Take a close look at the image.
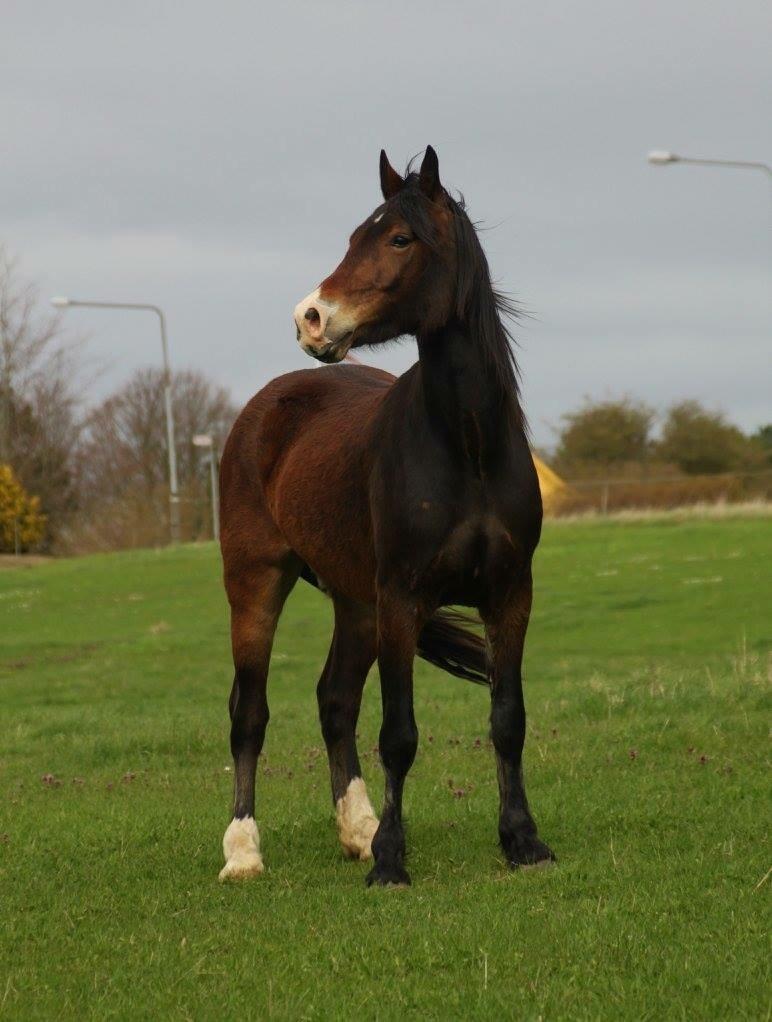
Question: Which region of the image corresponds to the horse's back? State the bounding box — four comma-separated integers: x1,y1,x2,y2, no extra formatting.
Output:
224,364,392,482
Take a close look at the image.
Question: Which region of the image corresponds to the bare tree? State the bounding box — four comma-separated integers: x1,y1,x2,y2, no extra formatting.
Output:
0,246,82,546
72,367,239,550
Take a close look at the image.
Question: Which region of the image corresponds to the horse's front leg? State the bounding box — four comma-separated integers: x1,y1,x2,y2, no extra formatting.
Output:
317,597,379,861
366,592,421,887
485,574,555,868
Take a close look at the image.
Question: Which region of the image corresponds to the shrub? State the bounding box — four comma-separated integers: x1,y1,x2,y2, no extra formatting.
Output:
751,424,772,466
555,397,655,470
0,463,46,552
658,401,759,475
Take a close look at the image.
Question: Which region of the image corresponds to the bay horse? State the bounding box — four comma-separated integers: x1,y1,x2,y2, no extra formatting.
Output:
218,146,554,886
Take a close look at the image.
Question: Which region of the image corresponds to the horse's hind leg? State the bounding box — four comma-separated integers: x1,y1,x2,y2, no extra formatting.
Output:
317,597,379,860
219,553,299,880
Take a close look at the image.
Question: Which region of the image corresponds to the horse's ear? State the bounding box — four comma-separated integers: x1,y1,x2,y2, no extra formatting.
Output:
418,145,441,200
379,150,403,200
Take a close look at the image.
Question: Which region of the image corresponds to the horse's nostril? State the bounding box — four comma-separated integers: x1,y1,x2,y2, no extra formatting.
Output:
304,307,321,326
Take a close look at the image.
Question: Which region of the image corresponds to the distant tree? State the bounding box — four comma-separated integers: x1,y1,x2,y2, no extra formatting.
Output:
0,246,82,547
750,424,772,465
72,367,239,549
0,463,46,552
658,401,757,475
555,396,655,470
79,367,238,495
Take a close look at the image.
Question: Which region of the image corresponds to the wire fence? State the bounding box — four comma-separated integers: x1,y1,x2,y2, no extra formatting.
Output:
552,468,772,516
6,470,771,555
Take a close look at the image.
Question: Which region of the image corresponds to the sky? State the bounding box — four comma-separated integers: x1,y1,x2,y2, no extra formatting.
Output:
2,0,770,450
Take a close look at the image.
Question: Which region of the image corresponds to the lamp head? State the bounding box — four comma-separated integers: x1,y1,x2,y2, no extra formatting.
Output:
647,150,678,165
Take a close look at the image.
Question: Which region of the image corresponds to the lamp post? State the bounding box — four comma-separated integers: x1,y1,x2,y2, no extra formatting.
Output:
50,297,180,544
647,149,770,427
192,433,219,543
647,150,772,181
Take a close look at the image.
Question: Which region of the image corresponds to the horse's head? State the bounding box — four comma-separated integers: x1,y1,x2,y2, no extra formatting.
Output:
294,146,457,363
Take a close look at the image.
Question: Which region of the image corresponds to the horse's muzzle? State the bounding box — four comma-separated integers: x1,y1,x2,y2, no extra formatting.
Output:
301,340,347,364
294,288,353,362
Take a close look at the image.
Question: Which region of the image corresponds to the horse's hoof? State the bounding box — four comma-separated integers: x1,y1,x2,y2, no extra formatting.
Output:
519,856,555,871
218,855,264,881
503,832,555,869
365,862,411,888
219,816,264,881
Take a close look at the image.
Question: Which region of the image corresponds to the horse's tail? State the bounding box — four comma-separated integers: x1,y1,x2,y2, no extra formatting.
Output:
416,608,490,685
299,565,490,686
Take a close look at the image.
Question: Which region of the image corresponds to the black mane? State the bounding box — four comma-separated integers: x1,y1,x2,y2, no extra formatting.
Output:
392,173,523,419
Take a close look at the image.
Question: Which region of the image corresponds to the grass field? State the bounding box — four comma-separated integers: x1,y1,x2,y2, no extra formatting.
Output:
1,516,770,1020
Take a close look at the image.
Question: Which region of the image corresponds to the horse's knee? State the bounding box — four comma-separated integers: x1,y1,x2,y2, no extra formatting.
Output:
379,716,418,776
230,716,268,757
318,694,356,747
490,695,525,757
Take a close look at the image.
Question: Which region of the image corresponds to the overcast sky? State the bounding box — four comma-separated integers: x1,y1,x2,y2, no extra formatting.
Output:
2,0,770,449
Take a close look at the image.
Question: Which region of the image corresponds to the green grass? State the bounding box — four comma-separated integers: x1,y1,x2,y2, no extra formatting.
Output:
1,516,770,1020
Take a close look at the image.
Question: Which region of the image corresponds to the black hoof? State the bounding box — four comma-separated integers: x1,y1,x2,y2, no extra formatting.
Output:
503,831,555,869
365,862,411,887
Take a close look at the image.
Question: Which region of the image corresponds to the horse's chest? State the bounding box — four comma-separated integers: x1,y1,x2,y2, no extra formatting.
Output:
410,512,524,608
373,434,540,609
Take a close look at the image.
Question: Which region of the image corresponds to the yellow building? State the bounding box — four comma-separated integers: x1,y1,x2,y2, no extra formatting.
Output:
532,455,568,515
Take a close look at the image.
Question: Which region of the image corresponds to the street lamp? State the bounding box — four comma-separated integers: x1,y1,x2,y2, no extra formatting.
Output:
50,297,180,544
647,150,772,179
192,433,220,543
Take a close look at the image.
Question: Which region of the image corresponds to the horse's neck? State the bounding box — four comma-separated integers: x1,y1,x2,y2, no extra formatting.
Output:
415,320,521,471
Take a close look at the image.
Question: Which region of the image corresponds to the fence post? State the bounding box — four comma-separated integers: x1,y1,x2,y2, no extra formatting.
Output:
601,482,609,515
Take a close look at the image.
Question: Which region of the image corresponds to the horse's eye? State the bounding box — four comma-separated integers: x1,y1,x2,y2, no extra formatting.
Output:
390,235,412,248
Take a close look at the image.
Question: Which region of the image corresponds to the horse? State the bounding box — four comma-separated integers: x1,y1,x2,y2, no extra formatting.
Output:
218,146,555,886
